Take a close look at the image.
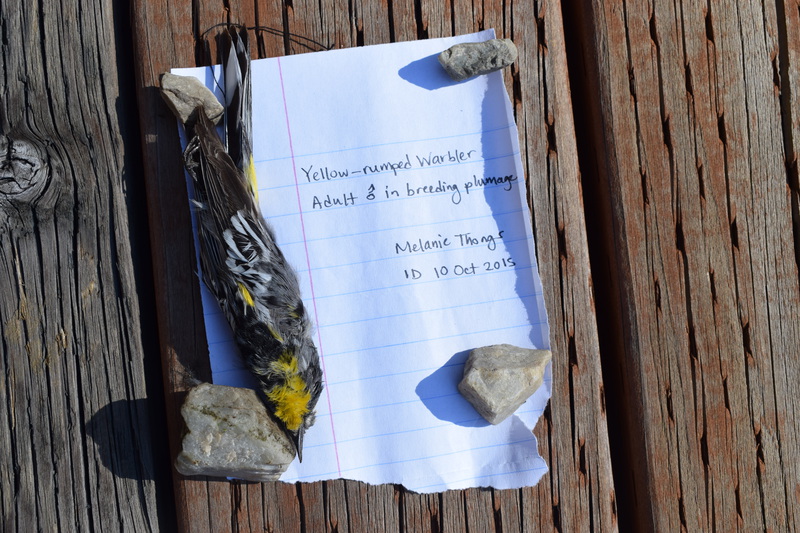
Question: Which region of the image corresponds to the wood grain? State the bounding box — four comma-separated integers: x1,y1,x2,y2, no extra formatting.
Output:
0,0,161,530
131,0,615,531
568,0,800,529
5,0,795,528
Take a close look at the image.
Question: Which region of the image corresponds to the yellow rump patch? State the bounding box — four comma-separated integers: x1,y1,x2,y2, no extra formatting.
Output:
268,351,297,375
266,352,310,431
268,324,284,342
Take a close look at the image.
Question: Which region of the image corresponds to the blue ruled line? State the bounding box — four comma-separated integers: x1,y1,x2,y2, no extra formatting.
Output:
254,123,516,165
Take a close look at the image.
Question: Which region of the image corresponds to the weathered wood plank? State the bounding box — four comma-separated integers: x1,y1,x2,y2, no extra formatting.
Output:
515,0,618,530
441,490,468,532
494,489,522,532
131,0,614,531
567,0,800,529
0,0,163,531
262,481,303,533
402,491,440,532
463,488,495,531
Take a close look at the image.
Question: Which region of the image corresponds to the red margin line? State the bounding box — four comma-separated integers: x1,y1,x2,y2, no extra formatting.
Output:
276,57,342,476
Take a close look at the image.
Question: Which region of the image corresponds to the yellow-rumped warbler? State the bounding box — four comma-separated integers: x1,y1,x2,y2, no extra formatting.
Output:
181,27,323,461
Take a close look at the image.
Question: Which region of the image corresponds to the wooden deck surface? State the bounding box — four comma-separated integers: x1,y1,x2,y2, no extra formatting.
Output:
0,0,797,531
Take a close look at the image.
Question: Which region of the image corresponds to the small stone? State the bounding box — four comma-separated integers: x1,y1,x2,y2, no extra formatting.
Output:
159,72,224,125
458,344,551,425
175,383,296,481
438,39,518,82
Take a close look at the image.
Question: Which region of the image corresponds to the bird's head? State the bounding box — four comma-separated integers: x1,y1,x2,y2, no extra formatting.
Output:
262,346,322,462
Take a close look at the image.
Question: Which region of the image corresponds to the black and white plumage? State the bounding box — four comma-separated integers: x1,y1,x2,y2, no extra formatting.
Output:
181,27,323,461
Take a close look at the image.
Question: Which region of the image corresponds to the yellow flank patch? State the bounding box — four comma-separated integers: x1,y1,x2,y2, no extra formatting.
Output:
238,282,255,307
247,155,259,202
265,352,310,431
268,324,284,342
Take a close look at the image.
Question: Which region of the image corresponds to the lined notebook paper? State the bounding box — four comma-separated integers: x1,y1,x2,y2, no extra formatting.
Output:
174,29,551,492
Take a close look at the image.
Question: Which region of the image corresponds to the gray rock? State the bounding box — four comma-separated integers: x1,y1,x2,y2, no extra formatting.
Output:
175,383,296,481
458,344,551,425
438,39,518,82
160,72,224,124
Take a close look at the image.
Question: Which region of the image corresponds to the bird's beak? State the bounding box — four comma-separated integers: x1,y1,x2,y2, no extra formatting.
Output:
291,428,305,462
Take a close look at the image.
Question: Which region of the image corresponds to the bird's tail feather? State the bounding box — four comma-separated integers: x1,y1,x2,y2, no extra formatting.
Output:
223,27,257,201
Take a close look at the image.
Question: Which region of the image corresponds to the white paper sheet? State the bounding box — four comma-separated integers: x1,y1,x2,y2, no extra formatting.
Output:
174,29,551,492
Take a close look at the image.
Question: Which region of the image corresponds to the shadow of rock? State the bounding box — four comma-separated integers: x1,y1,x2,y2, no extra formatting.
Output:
86,399,159,481
415,350,490,428
398,53,459,90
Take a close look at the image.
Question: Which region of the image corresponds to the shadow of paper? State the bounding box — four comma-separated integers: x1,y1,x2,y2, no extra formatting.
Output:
398,53,459,91
479,73,551,350
415,351,490,428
